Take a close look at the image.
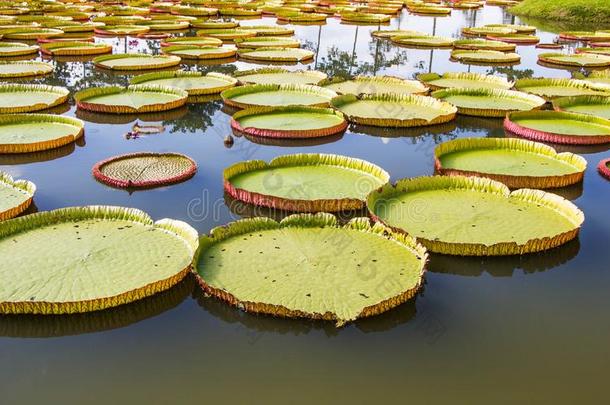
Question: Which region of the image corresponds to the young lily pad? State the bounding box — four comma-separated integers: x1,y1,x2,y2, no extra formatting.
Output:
237,47,314,63
93,152,197,189
194,213,427,326
417,72,513,90
74,85,188,114
224,153,388,211
538,53,610,68
598,158,610,180
234,36,300,49
451,49,521,64
504,110,610,145
40,41,112,56
0,206,198,314
367,175,584,256
221,84,337,109
93,54,181,71
0,42,38,57
230,106,347,139
233,67,327,85
391,34,454,48
514,78,610,100
331,93,457,127
0,61,52,78
453,38,516,51
552,95,610,119
435,137,587,188
130,71,237,96
0,171,35,221
161,36,223,47
162,45,236,60
431,88,545,117
0,84,69,113
0,113,84,154
322,75,428,96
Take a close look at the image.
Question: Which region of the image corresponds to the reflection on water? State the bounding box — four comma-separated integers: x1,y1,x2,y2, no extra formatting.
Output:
0,141,82,165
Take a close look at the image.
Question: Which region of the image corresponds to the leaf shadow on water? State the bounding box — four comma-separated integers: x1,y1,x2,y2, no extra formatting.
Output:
0,277,194,338
428,238,581,277
192,282,420,337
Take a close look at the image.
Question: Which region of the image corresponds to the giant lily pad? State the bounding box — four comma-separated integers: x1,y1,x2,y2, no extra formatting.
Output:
161,36,223,47
194,213,427,326
559,31,610,42
391,34,454,48
579,70,610,86
93,152,197,189
451,49,521,64
598,158,610,180
94,25,150,36
130,71,237,96
0,206,198,314
453,38,516,52
341,12,391,23
0,171,35,221
237,47,314,63
40,41,112,56
233,67,327,85
485,24,536,34
367,175,584,255
538,52,610,68
514,78,610,100
486,34,539,44
577,47,610,56
196,28,256,40
504,110,610,145
163,45,236,59
0,42,38,57
0,61,52,78
239,25,294,36
434,137,587,188
371,29,425,38
230,106,347,139
93,54,181,71
462,26,517,37
234,36,300,49
75,85,188,114
431,88,545,117
417,72,513,90
221,84,336,109
552,95,610,119
322,75,428,96
331,93,457,127
2,27,63,39
190,19,239,29
0,84,69,113
224,154,388,211
0,113,84,154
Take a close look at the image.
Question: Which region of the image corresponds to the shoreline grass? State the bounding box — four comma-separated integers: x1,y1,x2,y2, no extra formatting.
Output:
510,0,610,27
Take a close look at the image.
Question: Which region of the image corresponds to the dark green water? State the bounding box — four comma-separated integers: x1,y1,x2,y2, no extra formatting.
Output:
1,6,610,404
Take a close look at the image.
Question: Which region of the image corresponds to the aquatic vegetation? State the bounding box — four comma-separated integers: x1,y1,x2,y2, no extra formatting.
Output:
130,71,237,95
232,67,327,85
75,85,188,114
0,114,84,154
0,171,35,221
221,83,337,109
553,95,610,119
0,61,52,78
322,75,428,96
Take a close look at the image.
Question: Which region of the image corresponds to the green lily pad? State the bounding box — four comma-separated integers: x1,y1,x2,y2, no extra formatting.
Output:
221,84,337,109
341,12,391,23
230,106,347,139
196,28,257,40
371,29,424,38
234,36,300,49
239,25,294,36
130,71,237,96
161,36,223,47
0,171,35,221
2,27,63,39
0,206,198,314
579,70,610,86
559,31,610,42
486,34,540,44
93,54,181,71
0,113,84,154
431,88,545,117
331,93,457,127
0,42,39,57
74,85,188,114
237,47,314,63
462,26,517,37
577,47,610,56
514,78,610,100
190,19,239,29
322,75,428,96
391,34,454,48
553,95,610,119
368,176,584,256
485,24,536,34
95,25,150,35
417,72,513,90
162,45,236,59
453,38,516,51
505,110,610,145
538,52,610,68
451,49,521,64
435,137,586,189
224,153,388,211
233,67,327,85
40,41,112,56
0,61,52,78
0,84,69,113
194,213,427,326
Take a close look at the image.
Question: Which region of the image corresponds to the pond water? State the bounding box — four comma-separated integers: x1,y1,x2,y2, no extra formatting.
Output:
1,6,610,404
